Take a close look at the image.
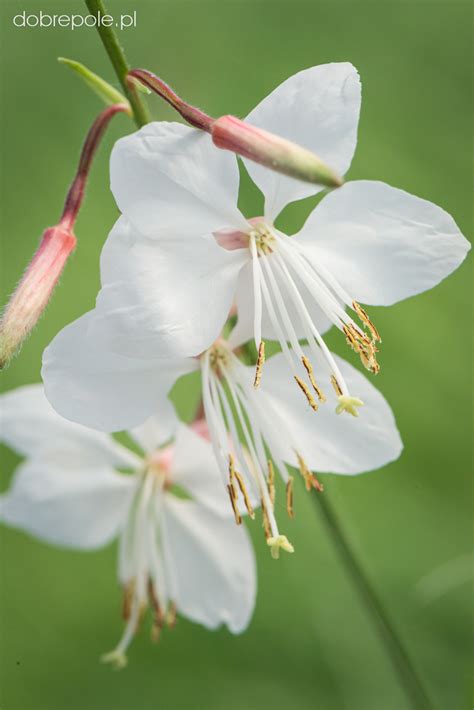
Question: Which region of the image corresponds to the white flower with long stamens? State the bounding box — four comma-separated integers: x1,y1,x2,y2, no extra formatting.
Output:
42,316,402,551
85,63,469,416
0,385,256,667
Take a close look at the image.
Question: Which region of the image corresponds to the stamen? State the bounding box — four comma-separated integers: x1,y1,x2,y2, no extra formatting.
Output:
227,483,242,525
253,340,265,388
336,395,364,417
301,355,326,402
286,477,294,518
267,459,276,505
267,534,295,559
294,375,319,412
296,452,324,492
352,301,381,343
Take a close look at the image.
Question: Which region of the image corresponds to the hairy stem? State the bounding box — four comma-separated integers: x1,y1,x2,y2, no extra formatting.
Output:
312,492,435,710
84,0,150,127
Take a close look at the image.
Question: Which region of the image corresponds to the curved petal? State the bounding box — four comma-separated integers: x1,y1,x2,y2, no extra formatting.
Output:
0,384,138,468
129,398,179,455
171,424,233,516
258,346,402,474
228,258,332,349
110,121,247,239
93,218,247,359
0,456,135,549
162,496,256,633
297,181,471,305
42,311,192,433
244,63,361,220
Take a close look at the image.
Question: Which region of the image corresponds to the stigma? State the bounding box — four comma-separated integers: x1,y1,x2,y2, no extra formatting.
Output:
245,220,380,416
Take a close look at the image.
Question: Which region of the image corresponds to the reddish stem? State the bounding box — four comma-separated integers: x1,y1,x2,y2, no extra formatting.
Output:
127,69,214,133
60,103,129,230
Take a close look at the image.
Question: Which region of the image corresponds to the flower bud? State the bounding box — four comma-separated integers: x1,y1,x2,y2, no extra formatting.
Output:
0,226,76,368
211,115,343,188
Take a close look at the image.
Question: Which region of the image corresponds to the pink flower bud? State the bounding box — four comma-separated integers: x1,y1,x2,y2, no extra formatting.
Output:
0,226,76,368
212,115,343,188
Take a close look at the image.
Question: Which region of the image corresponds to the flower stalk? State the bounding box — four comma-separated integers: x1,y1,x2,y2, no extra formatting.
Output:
0,103,128,369
128,68,343,188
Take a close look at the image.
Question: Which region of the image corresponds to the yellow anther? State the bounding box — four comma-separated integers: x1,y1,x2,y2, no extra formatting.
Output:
267,535,295,559
352,301,381,343
122,580,135,620
227,484,242,525
166,601,177,629
233,469,255,519
267,459,276,504
101,649,128,669
253,341,265,388
296,452,324,492
261,498,272,540
301,355,326,402
294,375,318,412
286,477,294,518
330,375,343,397
336,394,364,417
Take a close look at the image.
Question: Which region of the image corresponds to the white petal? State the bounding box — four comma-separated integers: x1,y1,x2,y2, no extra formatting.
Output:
171,424,232,516
162,496,256,633
129,398,179,455
297,180,471,305
110,121,247,239
0,456,135,549
228,259,332,348
93,217,247,359
258,346,402,474
244,63,361,220
0,384,138,468
42,311,192,432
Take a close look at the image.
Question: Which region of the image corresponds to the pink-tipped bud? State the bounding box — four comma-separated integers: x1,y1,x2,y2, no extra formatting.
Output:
0,226,76,368
212,115,343,188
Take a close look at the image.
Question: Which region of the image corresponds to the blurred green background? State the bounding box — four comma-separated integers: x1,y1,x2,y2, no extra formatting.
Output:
0,0,472,708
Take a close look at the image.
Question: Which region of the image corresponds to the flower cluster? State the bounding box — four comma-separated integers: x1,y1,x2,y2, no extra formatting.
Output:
1,63,469,665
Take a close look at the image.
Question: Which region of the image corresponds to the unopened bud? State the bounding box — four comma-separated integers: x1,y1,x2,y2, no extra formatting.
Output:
128,70,343,189
0,103,127,369
0,226,76,368
212,115,343,188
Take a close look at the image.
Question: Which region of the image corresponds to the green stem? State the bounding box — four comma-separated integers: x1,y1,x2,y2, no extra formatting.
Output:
84,0,150,127
312,493,435,710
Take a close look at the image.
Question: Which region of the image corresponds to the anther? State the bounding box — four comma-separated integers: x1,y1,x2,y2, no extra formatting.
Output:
352,301,381,343
296,452,324,492
261,498,272,540
227,484,242,525
301,355,326,402
122,581,134,620
267,460,276,505
267,534,295,559
294,375,319,412
286,477,295,518
253,341,265,388
233,469,255,519
166,601,177,629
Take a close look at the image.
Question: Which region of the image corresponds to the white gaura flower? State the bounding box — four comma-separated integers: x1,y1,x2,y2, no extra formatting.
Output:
42,317,402,556
0,385,256,667
87,62,470,416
